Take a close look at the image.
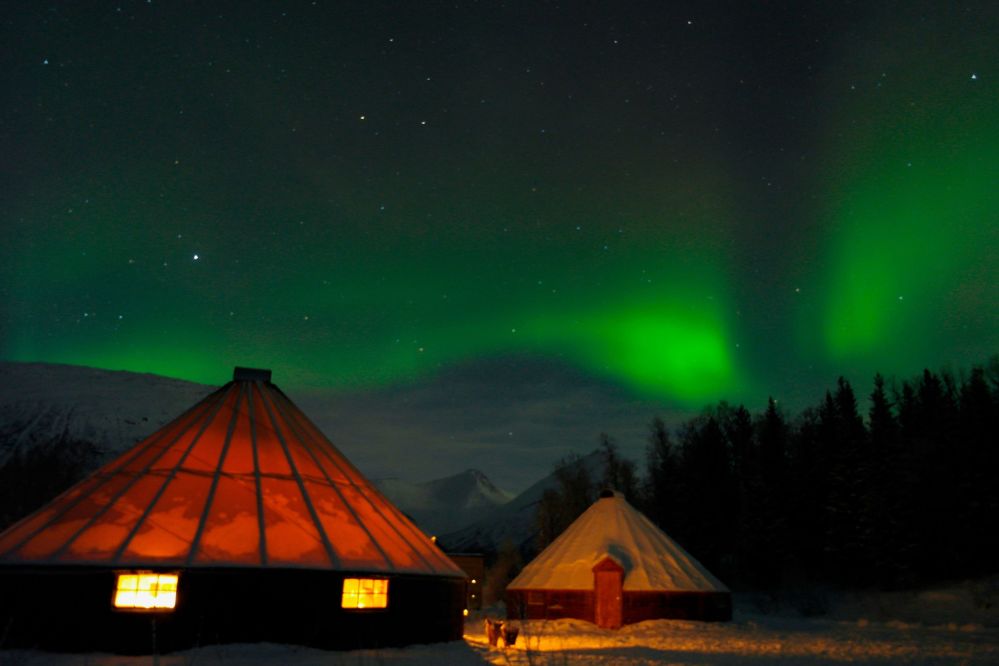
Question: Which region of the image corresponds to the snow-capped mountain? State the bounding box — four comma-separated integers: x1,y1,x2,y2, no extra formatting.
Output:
0,361,215,464
438,450,606,555
0,362,513,536
376,469,513,535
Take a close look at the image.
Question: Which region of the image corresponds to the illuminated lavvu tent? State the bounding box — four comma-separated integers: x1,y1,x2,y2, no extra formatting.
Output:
0,368,466,652
507,490,731,628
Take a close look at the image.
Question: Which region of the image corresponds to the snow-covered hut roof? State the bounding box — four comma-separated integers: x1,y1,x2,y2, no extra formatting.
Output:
508,491,728,592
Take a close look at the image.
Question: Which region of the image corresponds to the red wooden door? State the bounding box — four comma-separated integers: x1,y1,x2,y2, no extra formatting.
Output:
593,568,623,628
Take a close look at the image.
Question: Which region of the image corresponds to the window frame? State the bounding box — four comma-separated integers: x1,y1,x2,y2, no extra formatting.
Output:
112,571,180,612
340,577,390,610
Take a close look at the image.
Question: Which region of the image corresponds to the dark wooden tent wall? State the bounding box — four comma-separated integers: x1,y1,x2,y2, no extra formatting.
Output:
0,567,465,653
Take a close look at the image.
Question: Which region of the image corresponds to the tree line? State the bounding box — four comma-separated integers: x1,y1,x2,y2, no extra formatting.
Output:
537,359,999,590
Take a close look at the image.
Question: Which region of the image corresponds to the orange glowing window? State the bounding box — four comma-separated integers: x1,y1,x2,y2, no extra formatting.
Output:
114,572,179,610
341,578,388,609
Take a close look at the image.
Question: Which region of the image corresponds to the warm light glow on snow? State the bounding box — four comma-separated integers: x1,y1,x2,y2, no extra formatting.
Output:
464,615,999,664
113,572,178,610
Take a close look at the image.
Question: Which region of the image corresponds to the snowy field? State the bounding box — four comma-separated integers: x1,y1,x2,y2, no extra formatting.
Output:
2,614,996,665
2,582,997,665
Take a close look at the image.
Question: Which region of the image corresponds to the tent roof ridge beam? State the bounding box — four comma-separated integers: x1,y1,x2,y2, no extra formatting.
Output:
110,383,235,564
248,383,268,565
256,382,341,568
275,391,441,573
186,382,246,565
268,389,396,572
0,385,227,560
42,392,223,563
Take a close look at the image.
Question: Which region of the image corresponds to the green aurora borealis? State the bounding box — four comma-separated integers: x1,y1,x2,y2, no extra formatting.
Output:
803,14,999,375
2,2,996,410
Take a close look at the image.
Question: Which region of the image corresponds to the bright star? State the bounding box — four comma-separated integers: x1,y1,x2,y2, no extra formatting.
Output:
193,254,200,261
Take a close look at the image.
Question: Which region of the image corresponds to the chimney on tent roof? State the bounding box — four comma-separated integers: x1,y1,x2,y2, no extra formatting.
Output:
233,366,272,382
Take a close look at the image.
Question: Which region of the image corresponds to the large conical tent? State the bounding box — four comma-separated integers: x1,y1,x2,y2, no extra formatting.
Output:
0,367,466,652
0,368,461,574
507,491,730,626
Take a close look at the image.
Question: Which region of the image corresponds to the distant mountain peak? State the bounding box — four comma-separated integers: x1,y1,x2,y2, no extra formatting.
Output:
438,450,607,556
375,467,512,535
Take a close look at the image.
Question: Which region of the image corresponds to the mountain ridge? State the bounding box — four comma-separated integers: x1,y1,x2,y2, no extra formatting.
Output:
0,361,215,464
375,468,513,535
0,361,516,537
437,450,606,556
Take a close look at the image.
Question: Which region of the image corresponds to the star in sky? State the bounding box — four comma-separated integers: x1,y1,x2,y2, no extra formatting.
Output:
0,0,994,414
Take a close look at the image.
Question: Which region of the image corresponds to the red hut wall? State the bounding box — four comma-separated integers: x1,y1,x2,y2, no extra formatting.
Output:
507,589,594,622
507,589,731,624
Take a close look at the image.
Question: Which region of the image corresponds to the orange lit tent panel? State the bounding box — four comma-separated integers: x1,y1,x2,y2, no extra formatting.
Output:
0,372,463,578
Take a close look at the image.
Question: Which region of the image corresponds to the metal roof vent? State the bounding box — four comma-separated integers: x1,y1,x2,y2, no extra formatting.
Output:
233,367,272,382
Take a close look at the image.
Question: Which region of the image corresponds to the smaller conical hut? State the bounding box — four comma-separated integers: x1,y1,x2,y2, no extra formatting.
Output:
507,490,730,628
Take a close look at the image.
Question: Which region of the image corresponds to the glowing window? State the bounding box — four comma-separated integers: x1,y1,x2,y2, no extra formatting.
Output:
114,572,178,611
341,578,388,609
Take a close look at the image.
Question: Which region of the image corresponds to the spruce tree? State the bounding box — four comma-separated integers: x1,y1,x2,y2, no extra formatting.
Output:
820,379,873,584
643,417,680,532
599,433,638,500
867,373,905,585
678,413,734,576
957,366,998,574
751,398,790,586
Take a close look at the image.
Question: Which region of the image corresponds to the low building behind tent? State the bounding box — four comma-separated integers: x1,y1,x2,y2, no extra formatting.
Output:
447,552,485,610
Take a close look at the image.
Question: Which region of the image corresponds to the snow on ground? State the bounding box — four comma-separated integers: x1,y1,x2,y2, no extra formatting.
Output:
2,580,996,665
466,613,999,664
2,611,996,665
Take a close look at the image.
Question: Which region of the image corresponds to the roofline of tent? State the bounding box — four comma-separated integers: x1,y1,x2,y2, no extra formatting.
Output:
0,561,467,578
0,371,465,578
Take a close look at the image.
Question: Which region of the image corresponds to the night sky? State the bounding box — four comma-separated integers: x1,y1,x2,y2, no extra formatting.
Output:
2,2,996,490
